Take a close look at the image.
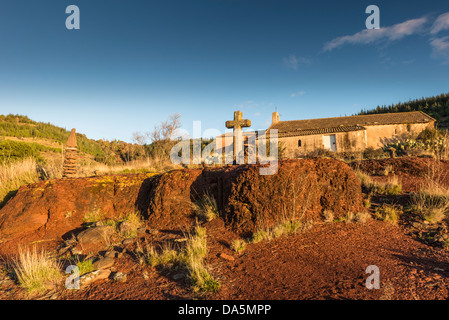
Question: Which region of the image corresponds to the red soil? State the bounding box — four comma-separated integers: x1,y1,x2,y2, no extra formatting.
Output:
27,219,449,300
2,157,449,300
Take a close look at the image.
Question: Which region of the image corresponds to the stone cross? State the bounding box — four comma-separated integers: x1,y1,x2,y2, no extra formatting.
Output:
225,111,251,163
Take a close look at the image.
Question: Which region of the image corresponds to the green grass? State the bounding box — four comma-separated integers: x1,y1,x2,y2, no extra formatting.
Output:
0,139,61,163
374,204,402,225
76,258,94,275
0,114,105,159
82,211,106,224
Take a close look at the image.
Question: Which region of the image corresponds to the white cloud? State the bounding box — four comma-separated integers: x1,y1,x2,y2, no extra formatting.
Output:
291,91,306,97
254,112,261,117
283,54,311,70
430,36,449,62
431,12,449,34
236,100,259,109
323,17,428,52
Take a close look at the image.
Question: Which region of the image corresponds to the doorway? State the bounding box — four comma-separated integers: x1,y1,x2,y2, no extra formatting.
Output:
323,134,337,152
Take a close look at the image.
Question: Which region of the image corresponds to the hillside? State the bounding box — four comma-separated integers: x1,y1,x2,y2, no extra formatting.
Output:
358,92,449,128
0,114,106,163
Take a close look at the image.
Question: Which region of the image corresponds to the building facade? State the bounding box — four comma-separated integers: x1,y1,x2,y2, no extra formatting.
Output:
217,111,436,158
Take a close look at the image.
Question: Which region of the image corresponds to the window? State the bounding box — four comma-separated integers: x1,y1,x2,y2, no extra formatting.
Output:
298,139,302,147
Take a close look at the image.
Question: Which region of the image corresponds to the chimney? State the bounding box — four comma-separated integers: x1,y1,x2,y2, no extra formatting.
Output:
272,112,279,125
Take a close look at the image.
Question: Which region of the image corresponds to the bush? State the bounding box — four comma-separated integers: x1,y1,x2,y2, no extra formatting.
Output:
251,220,312,243
374,204,402,224
12,247,62,294
363,147,387,159
230,239,247,253
192,194,219,222
409,184,449,224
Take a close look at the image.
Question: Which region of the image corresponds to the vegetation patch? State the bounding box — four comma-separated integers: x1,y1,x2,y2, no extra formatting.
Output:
192,193,219,222
374,204,402,225
251,220,313,243
11,247,62,294
135,225,220,293
230,239,247,253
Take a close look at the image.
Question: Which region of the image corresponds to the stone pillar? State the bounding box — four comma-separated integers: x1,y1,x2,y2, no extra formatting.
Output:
63,129,78,178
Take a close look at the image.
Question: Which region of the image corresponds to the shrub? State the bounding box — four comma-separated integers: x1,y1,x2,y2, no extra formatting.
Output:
363,198,371,208
83,211,106,224
76,258,94,275
0,158,39,208
230,239,247,253
12,247,62,294
117,211,144,239
374,204,402,224
409,184,449,224
363,147,387,159
354,211,371,223
355,171,402,195
322,210,334,223
251,220,312,243
192,193,219,222
135,225,219,293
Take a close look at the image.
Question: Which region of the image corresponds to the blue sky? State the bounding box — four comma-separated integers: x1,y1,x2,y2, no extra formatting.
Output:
1,0,449,142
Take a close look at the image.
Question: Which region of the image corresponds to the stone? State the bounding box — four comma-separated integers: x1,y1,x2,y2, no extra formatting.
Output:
66,128,77,148
112,272,127,282
173,273,186,281
218,253,235,261
104,250,118,258
122,238,134,245
77,226,115,244
80,269,111,287
93,257,115,270
71,245,83,255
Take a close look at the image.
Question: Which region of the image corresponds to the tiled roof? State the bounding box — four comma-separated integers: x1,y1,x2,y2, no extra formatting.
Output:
268,111,435,136
270,125,366,137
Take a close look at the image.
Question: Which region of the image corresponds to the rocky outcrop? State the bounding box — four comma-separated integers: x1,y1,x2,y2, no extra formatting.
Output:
0,159,363,247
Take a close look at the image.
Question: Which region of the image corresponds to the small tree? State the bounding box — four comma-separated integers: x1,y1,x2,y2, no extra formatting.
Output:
133,113,182,160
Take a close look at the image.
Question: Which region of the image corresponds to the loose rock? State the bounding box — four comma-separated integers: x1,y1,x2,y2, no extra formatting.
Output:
80,269,111,287
77,226,115,244
112,272,127,282
93,257,115,270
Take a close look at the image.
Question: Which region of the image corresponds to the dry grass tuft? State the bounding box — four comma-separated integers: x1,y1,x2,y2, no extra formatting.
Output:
192,193,219,222
0,158,39,206
12,246,62,294
374,204,402,225
230,239,247,253
251,220,312,243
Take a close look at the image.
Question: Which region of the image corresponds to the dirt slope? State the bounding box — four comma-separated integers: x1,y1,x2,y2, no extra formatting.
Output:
39,219,449,300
